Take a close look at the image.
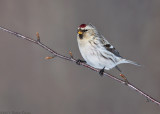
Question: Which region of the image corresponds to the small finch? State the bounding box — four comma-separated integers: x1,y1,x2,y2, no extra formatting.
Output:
77,23,140,76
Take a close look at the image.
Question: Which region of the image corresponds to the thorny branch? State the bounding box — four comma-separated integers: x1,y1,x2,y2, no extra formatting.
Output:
0,26,160,106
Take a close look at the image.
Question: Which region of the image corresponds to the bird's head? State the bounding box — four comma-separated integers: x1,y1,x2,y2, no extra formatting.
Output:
77,23,97,40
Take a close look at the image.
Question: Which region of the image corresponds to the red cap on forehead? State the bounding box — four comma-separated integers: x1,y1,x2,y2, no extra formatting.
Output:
79,24,86,28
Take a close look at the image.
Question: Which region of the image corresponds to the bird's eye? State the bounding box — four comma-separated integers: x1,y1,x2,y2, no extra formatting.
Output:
82,30,88,32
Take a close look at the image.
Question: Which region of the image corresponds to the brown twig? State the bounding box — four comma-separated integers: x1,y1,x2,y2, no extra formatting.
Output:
45,56,54,60
0,26,160,106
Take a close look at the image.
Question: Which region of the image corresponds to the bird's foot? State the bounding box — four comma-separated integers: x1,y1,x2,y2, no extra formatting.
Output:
76,59,86,65
99,67,105,76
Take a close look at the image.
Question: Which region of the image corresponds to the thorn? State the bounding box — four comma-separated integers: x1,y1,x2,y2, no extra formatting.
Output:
69,51,73,59
45,56,54,60
36,32,40,42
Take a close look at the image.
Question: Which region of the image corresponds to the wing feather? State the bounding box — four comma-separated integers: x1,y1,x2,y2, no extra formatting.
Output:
99,36,121,57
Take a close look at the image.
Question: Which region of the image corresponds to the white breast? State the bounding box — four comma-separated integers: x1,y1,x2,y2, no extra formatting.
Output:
77,38,117,70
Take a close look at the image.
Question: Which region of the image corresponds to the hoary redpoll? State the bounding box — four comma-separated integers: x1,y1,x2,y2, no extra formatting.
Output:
77,23,140,77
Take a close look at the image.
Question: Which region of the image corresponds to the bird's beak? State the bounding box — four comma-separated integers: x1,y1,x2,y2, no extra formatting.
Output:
78,30,83,39
78,30,83,35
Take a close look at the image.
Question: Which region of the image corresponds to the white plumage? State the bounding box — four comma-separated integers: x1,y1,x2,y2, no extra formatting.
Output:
77,23,140,71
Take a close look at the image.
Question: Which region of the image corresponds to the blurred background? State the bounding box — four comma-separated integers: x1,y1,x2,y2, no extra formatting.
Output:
0,0,160,114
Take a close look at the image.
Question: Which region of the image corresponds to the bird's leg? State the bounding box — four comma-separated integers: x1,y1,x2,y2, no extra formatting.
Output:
76,59,86,65
99,67,105,76
120,74,129,85
115,66,121,72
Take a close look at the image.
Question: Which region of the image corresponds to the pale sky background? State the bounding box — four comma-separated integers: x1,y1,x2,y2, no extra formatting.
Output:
0,0,160,114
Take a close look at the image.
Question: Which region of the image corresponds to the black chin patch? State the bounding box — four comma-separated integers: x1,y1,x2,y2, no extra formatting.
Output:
79,34,83,39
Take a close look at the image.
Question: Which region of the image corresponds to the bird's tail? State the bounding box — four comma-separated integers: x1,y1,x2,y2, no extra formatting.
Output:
118,59,141,66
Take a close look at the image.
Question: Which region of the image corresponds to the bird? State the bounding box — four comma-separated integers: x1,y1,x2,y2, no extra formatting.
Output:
76,23,140,80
